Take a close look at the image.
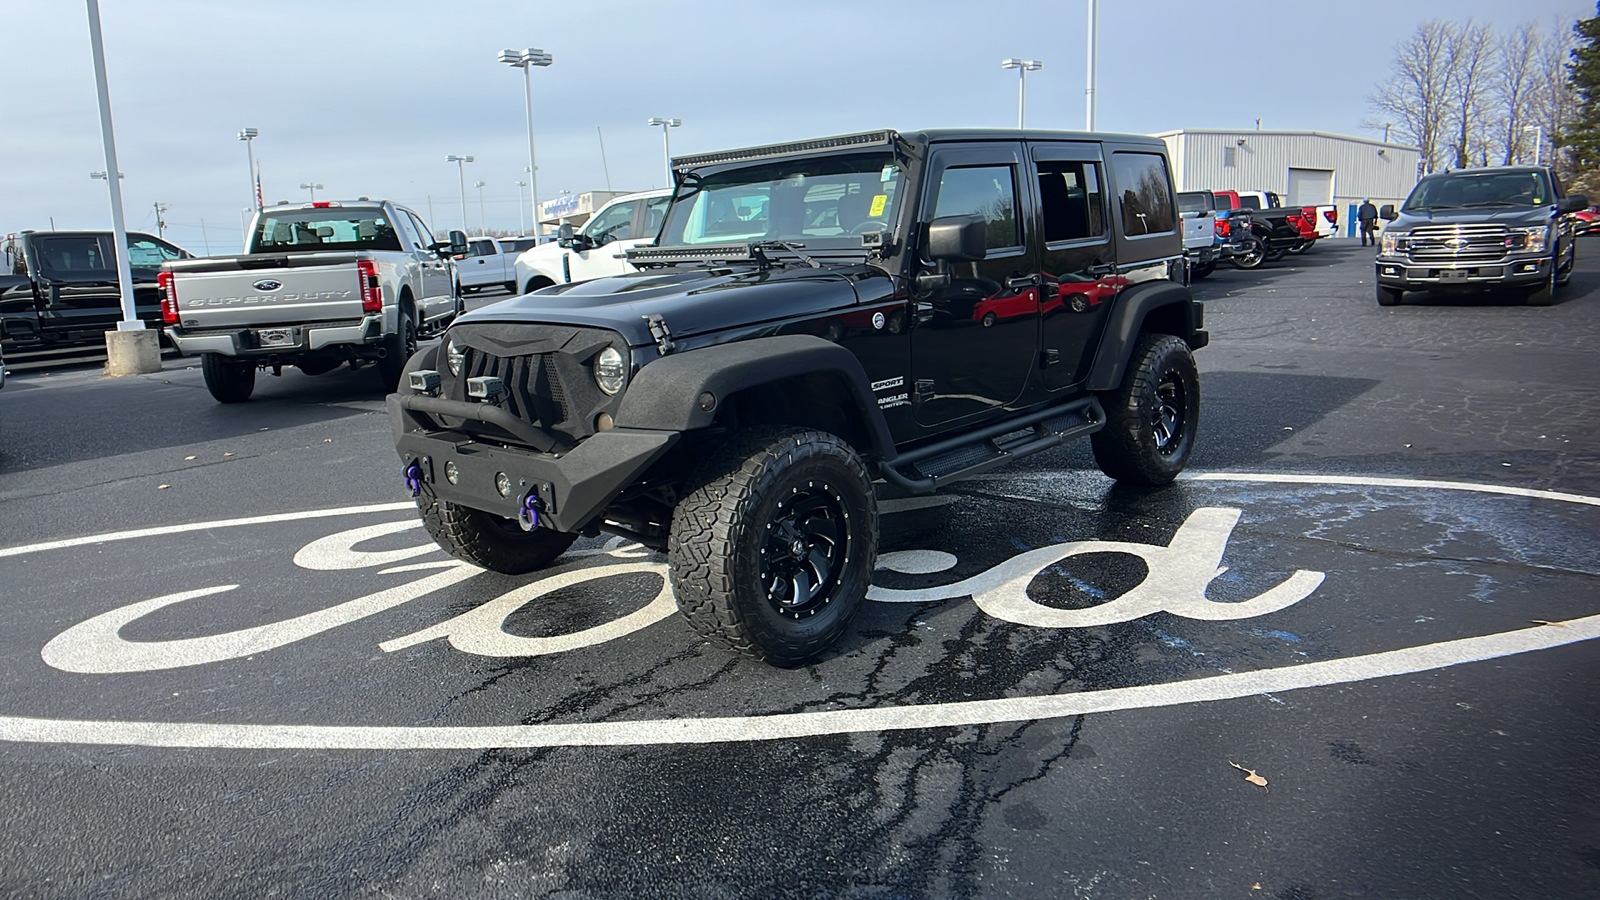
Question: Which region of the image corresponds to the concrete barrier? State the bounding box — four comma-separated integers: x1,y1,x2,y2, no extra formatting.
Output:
105,329,161,376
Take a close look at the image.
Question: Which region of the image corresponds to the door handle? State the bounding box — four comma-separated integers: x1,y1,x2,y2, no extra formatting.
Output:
1088,262,1116,277
914,301,934,324
1005,274,1038,292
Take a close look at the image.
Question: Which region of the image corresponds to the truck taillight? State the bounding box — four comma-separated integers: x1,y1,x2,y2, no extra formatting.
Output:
1324,208,1338,224
157,271,179,325
1215,218,1230,237
358,260,382,313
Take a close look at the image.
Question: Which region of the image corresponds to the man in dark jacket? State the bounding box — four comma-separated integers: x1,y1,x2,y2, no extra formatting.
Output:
1358,199,1379,247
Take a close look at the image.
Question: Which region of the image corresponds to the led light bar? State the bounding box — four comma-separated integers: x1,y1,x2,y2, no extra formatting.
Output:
672,130,898,172
625,245,757,266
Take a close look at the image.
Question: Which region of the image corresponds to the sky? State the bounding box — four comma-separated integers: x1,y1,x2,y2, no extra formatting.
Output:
1,0,1589,253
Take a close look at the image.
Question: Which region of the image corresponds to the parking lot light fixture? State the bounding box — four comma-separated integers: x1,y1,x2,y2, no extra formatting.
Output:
299,182,322,201
1522,125,1543,165
446,155,474,233
474,181,488,235
647,118,682,187
239,128,260,210
1000,58,1043,129
499,48,553,237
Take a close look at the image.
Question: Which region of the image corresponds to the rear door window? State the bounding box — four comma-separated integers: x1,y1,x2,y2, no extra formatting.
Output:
1036,161,1106,244
1109,152,1176,236
35,236,111,273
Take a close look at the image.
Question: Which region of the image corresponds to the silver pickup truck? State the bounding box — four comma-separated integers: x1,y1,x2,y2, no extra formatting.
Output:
161,200,466,402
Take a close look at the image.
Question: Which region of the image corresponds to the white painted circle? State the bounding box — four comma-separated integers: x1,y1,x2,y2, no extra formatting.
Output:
876,550,958,574
0,473,1595,750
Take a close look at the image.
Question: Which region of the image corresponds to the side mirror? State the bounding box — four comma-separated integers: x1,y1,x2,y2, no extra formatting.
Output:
1379,204,1398,221
557,222,576,248
926,215,987,262
1558,194,1588,214
448,230,468,257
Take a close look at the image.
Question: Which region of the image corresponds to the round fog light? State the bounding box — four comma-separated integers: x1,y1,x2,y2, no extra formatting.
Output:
495,472,512,497
444,461,460,485
596,412,614,431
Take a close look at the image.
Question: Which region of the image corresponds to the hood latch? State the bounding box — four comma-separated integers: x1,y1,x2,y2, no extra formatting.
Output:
644,313,676,355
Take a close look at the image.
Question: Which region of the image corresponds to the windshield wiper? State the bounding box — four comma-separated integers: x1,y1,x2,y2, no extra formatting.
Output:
751,240,821,269
1458,201,1522,208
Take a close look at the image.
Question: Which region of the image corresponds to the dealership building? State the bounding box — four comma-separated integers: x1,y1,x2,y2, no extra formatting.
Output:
1154,129,1421,231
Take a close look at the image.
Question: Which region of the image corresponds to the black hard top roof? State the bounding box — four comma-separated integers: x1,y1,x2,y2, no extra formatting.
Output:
1421,165,1550,177
671,128,1167,171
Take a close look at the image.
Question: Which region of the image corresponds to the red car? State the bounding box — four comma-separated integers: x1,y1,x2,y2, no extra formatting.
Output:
1571,206,1600,235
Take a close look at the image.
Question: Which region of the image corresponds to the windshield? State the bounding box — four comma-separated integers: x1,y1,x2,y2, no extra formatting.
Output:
249,207,404,253
1403,171,1553,211
658,153,904,247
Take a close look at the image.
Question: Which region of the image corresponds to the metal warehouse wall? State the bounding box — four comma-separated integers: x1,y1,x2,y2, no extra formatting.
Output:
1156,130,1421,210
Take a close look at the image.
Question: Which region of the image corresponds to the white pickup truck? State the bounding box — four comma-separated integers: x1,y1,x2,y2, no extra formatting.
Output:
513,189,671,293
1175,191,1220,279
458,236,542,293
160,200,465,402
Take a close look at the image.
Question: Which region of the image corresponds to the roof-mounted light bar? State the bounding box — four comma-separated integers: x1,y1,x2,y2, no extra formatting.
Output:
671,130,898,172
625,245,757,266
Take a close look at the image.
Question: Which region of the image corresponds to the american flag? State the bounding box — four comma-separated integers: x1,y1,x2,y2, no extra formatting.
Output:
254,172,263,210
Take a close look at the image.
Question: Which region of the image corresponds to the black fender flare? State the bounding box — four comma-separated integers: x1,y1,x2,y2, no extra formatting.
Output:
1085,280,1204,391
614,334,896,460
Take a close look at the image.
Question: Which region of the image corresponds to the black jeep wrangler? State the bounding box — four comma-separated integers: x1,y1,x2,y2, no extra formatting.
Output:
389,129,1207,665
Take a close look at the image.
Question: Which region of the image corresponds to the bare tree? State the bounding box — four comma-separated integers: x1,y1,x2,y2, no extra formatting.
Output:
1368,20,1456,172
1444,21,1495,169
1492,24,1542,164
1535,16,1581,178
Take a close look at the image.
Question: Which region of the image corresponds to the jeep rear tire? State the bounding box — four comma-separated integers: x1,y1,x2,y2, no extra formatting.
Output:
668,427,877,667
201,352,255,403
418,496,578,575
1091,334,1199,486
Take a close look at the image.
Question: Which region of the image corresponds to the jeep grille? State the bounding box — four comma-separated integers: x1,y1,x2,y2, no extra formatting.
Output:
440,323,621,445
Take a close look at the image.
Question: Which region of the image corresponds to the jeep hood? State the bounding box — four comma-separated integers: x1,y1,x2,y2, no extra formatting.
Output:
454,264,869,347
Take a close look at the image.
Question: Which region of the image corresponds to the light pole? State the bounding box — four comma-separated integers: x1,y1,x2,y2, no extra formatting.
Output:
647,117,682,186
84,0,140,338
445,154,473,233
1523,124,1543,165
152,201,169,238
239,127,260,210
1085,0,1098,129
498,48,553,236
299,182,322,201
515,180,528,235
1000,59,1043,129
474,181,487,235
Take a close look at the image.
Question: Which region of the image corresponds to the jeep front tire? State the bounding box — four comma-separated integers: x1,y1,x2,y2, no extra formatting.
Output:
668,428,877,667
1091,334,1200,486
418,496,578,574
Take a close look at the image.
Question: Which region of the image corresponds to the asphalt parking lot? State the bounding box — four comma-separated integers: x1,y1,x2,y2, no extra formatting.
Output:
1,241,1597,899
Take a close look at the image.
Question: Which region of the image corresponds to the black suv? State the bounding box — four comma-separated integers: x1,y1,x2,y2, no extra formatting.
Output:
390,129,1207,665
1374,166,1585,307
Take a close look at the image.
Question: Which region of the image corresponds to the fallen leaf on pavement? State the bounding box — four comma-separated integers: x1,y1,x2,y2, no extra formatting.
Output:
223,452,234,457
157,484,170,490
184,455,196,460
1252,884,1262,891
1229,761,1268,787
1530,620,1568,628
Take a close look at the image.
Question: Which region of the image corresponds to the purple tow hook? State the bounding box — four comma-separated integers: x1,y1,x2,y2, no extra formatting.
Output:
404,463,423,498
518,491,541,532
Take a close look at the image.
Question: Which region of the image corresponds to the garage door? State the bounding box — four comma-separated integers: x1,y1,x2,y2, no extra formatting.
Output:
1287,167,1334,206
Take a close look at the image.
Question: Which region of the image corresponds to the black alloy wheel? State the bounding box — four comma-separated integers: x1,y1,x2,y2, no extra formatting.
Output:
669,427,877,666
1230,238,1265,269
1091,333,1200,486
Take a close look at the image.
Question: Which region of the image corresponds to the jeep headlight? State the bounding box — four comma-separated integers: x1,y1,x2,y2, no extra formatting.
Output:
1379,231,1403,255
445,338,464,377
1511,226,1550,254
594,346,627,395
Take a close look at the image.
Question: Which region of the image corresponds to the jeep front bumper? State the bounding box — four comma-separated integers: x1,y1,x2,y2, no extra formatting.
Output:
389,393,678,534
1374,256,1554,290
168,314,385,357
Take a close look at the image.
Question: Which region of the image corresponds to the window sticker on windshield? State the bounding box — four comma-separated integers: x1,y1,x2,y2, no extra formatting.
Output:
869,195,888,217
881,165,898,183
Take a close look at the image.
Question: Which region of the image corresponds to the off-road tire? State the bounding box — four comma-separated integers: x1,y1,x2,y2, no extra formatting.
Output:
1377,285,1404,307
378,309,417,393
1091,334,1200,486
201,352,255,403
668,427,877,667
417,495,578,574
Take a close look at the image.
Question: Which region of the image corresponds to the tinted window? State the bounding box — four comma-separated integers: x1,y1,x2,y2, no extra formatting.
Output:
467,239,496,257
5,238,28,276
35,236,110,272
1037,161,1106,243
1403,171,1553,211
1176,192,1210,215
637,196,671,240
404,211,437,249
932,165,1020,250
584,201,640,244
126,238,177,267
499,238,539,252
1111,152,1175,235
660,153,905,246
250,208,404,253
1238,195,1263,210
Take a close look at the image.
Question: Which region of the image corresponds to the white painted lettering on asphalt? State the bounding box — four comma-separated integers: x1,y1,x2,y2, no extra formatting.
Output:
869,507,1325,627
